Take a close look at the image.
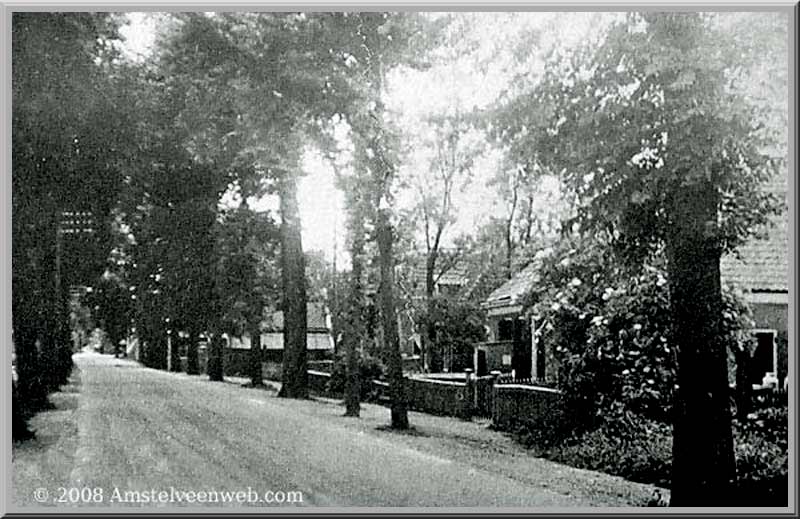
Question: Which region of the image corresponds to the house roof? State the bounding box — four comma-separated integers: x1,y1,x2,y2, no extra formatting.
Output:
721,213,789,293
483,259,542,310
721,173,789,294
402,266,468,286
262,302,330,332
484,177,790,307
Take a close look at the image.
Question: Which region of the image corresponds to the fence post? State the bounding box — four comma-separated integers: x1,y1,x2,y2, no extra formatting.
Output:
489,370,501,425
462,369,475,420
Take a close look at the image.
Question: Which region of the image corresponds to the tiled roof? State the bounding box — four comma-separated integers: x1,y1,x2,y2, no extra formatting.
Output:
398,265,468,287
721,214,789,293
484,175,790,304
484,262,541,309
721,173,789,293
262,302,330,331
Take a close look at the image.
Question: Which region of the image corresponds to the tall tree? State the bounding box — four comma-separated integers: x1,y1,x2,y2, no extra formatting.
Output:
336,170,371,417
405,113,480,372
496,12,785,504
215,202,280,385
149,12,408,398
338,12,441,427
12,12,133,430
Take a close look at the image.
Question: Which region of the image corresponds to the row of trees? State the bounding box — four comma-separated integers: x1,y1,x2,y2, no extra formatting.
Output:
13,12,447,431
12,13,137,439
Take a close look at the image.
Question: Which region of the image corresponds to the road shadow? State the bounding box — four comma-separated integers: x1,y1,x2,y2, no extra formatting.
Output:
13,368,82,455
373,424,429,438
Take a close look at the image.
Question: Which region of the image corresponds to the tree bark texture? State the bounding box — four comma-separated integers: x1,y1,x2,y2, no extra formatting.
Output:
248,319,264,386
186,326,200,375
425,251,441,373
207,334,224,382
344,220,365,417
376,209,409,429
278,173,309,399
667,180,736,505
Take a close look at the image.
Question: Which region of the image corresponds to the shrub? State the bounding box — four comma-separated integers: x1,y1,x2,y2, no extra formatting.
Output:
733,406,788,506
523,235,754,426
328,353,385,401
511,403,788,505
423,296,487,373
534,404,673,488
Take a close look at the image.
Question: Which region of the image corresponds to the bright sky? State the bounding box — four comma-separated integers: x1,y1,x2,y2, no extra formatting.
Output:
118,12,607,266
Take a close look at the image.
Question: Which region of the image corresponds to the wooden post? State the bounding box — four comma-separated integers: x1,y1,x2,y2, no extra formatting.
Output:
166,332,172,372
462,368,474,420
530,316,537,383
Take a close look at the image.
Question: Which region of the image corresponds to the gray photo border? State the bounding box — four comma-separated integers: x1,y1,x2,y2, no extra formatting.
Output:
1,1,797,516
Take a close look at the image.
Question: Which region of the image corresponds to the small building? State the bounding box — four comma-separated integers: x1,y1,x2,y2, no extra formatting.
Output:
395,263,468,370
477,261,543,379
477,178,790,387
224,302,335,375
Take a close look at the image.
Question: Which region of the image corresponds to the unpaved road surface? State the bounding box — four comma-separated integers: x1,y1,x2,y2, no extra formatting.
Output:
12,351,659,509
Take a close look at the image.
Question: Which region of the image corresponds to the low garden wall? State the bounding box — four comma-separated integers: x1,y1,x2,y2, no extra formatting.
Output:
233,363,564,431
491,383,565,432
307,369,337,397
405,376,472,419
212,350,333,378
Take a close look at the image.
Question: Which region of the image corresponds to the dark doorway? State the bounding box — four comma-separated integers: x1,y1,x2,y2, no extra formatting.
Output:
536,340,546,380
511,317,531,379
476,349,487,376
497,318,514,342
750,331,776,385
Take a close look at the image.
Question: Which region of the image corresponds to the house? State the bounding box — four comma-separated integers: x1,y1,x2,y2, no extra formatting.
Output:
721,180,790,391
395,263,469,370
477,177,791,387
476,257,543,379
223,302,335,375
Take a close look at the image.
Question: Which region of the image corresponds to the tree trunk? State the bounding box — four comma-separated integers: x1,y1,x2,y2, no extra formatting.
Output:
186,326,200,375
668,181,736,505
13,228,50,412
169,334,181,372
733,345,752,421
425,252,441,373
278,173,309,399
504,221,514,279
248,319,264,387
344,219,365,417
376,209,409,429
207,334,224,382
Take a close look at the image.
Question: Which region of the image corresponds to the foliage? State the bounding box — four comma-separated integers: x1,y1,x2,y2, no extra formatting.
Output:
12,12,133,425
513,402,788,505
524,233,754,425
495,14,787,503
85,273,134,353
733,406,788,506
495,13,784,261
546,405,673,488
424,296,487,372
214,205,281,336
328,353,386,400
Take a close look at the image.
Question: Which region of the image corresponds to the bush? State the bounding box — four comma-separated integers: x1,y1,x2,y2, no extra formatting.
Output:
328,353,385,401
424,296,487,373
523,235,754,426
510,403,787,505
733,406,788,506
523,405,673,488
